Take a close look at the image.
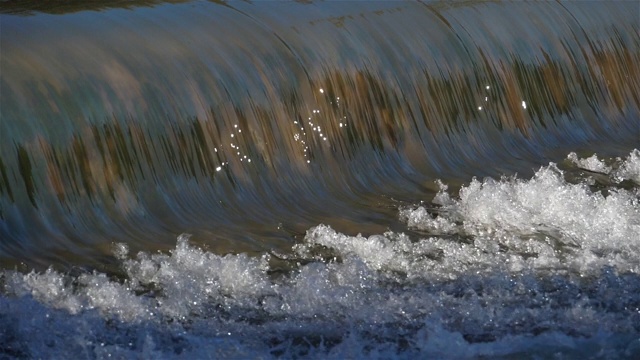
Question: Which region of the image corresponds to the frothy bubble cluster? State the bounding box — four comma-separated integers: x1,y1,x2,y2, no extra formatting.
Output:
568,149,640,184
614,149,640,184
401,162,640,275
1,150,639,358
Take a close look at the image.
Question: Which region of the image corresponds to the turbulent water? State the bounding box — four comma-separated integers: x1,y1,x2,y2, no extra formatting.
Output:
1,1,639,358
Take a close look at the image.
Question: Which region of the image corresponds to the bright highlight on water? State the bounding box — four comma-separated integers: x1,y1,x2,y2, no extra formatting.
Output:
0,1,639,358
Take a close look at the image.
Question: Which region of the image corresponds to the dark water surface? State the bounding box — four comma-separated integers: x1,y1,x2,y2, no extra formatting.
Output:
1,1,639,358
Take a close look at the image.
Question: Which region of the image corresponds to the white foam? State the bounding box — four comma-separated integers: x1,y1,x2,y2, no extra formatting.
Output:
1,150,639,358
400,155,640,274
567,152,612,173
614,149,640,184
568,149,640,184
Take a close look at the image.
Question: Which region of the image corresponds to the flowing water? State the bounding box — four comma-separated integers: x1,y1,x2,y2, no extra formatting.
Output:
1,1,639,358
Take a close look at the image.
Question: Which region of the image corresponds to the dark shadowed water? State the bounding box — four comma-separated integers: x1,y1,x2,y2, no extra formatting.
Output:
1,1,639,358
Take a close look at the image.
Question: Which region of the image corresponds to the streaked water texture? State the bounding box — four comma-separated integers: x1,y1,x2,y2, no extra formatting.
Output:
1,0,639,358
2,151,639,358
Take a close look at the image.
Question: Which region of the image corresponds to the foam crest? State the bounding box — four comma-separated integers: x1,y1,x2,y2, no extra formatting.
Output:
567,152,612,173
568,150,640,185
401,152,640,274
614,149,640,184
119,234,274,320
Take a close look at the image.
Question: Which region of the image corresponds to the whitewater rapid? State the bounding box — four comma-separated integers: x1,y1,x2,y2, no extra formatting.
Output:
2,150,638,359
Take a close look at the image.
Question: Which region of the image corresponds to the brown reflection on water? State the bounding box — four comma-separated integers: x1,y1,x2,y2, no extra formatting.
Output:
593,45,640,116
0,0,638,269
6,43,636,212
